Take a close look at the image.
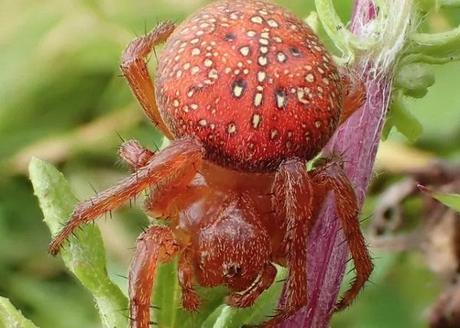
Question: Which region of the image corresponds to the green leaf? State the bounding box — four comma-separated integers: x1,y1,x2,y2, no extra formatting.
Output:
416,0,437,11
314,0,372,63
152,260,181,327
404,24,460,64
395,63,435,98
28,158,128,328
418,0,460,10
202,267,287,328
418,185,460,212
304,11,320,34
0,297,39,328
383,95,423,142
439,0,460,7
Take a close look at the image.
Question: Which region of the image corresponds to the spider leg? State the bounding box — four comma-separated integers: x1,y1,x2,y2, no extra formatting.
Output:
178,247,201,311
129,225,179,328
265,159,318,325
312,160,373,310
338,67,366,124
48,138,203,255
121,21,175,139
226,262,277,308
119,139,155,169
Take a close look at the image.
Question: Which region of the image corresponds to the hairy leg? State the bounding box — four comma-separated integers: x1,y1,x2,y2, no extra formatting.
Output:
226,262,277,308
48,138,203,255
267,159,317,325
312,159,373,310
119,139,155,170
178,248,201,311
121,22,175,139
129,225,179,328
338,67,366,124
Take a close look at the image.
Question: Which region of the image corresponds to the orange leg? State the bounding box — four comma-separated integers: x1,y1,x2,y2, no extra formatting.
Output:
266,159,318,325
226,263,277,308
48,138,203,255
121,22,175,139
339,67,366,124
178,248,201,311
129,225,179,328
312,160,373,310
119,139,155,170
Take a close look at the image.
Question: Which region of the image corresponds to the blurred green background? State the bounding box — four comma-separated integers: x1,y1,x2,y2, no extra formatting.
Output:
0,0,459,327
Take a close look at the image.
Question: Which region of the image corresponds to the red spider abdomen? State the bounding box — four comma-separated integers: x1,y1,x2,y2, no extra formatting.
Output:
156,0,343,172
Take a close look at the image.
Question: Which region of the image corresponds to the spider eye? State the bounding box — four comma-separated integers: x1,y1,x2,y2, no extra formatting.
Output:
223,263,242,278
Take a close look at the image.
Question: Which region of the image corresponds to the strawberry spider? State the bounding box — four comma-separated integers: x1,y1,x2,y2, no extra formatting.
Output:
48,0,372,327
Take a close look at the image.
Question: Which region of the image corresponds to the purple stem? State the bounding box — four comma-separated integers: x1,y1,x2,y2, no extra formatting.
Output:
281,1,393,327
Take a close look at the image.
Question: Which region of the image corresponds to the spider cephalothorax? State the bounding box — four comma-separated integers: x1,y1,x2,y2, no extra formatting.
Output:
48,1,371,327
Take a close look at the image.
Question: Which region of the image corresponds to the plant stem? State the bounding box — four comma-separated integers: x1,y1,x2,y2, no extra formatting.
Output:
281,1,397,327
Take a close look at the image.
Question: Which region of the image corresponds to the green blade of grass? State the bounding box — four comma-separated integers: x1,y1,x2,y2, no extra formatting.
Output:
152,260,181,327
29,157,128,328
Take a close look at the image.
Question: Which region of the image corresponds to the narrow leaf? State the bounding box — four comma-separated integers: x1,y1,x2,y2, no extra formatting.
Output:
440,0,460,6
0,297,38,328
152,260,181,327
407,24,460,62
29,157,128,328
418,184,460,212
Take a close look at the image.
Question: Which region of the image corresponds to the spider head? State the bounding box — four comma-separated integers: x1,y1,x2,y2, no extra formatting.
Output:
194,201,271,290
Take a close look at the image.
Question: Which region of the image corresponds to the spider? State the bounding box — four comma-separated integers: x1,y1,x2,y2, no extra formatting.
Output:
48,0,372,327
